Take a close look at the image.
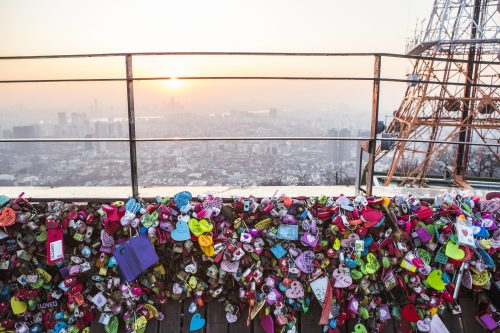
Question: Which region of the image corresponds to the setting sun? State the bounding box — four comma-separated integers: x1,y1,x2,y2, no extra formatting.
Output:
163,77,184,89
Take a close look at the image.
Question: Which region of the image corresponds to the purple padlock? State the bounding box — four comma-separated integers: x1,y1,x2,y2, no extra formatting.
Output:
282,215,297,225
248,228,260,237
348,296,359,314
301,231,319,247
378,304,391,321
416,226,432,243
113,234,159,282
266,287,282,305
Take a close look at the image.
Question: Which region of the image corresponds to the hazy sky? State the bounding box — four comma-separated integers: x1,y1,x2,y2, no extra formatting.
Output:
0,0,434,129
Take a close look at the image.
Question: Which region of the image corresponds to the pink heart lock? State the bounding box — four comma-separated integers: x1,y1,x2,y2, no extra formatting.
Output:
285,281,304,298
131,286,142,297
220,260,239,273
412,257,425,269
333,268,352,288
416,318,431,332
203,195,223,214
294,251,315,273
341,233,360,248
172,283,183,294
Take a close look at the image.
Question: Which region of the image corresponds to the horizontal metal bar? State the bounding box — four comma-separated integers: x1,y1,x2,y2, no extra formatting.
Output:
0,52,498,65
0,76,499,88
0,136,370,143
1,136,499,147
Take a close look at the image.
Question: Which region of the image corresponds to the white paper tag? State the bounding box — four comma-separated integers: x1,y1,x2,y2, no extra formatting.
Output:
430,315,449,333
91,292,108,308
309,276,328,305
455,224,475,247
49,240,63,262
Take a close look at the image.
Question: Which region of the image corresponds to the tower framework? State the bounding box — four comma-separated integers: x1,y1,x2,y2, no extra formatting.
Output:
377,0,500,187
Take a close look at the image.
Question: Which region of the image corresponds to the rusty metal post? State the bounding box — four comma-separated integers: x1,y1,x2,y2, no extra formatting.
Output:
366,55,381,195
126,55,139,197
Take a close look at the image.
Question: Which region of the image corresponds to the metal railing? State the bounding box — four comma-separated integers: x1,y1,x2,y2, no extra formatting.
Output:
0,52,499,197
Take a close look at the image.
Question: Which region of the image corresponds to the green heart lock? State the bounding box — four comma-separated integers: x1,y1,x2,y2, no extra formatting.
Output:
358,258,367,275
382,257,391,268
351,269,363,280
365,253,380,274
426,269,445,291
352,323,367,333
142,211,158,228
445,241,465,260
36,231,47,242
359,306,370,320
30,278,44,289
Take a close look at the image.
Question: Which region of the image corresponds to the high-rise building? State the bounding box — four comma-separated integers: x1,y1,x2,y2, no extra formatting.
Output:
327,128,339,165
57,112,67,126
338,128,352,163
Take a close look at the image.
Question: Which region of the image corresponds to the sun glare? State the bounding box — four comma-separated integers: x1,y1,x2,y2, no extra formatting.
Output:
164,77,184,89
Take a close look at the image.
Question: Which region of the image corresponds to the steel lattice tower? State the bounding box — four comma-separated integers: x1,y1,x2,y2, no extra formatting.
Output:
377,0,500,188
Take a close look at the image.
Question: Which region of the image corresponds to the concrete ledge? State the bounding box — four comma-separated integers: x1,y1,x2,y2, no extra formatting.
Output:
0,186,492,201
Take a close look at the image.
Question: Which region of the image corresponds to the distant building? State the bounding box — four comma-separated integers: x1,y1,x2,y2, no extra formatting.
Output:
338,128,352,163
327,128,339,164
12,125,41,152
58,112,68,126
71,112,88,124
12,125,39,138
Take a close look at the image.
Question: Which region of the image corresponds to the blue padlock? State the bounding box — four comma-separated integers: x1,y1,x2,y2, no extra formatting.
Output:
53,322,67,333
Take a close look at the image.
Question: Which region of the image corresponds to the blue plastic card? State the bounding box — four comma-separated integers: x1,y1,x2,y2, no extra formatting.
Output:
276,224,299,241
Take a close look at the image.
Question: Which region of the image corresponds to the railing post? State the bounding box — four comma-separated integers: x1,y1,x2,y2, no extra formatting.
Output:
126,55,139,197
366,55,381,196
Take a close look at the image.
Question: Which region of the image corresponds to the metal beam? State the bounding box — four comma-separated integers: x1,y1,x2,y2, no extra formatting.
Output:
0,136,498,147
126,55,139,198
0,76,498,88
455,0,482,179
1,51,498,65
366,55,382,196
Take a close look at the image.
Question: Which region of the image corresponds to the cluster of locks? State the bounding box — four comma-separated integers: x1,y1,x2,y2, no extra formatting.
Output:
0,190,498,333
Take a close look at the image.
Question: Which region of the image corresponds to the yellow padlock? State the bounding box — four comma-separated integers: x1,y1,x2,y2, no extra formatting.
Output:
233,218,242,229
154,264,166,276
188,276,198,290
36,268,52,282
255,218,271,230
333,238,341,250
143,304,159,318
99,266,108,276
198,235,213,247
134,315,147,331
201,245,214,257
